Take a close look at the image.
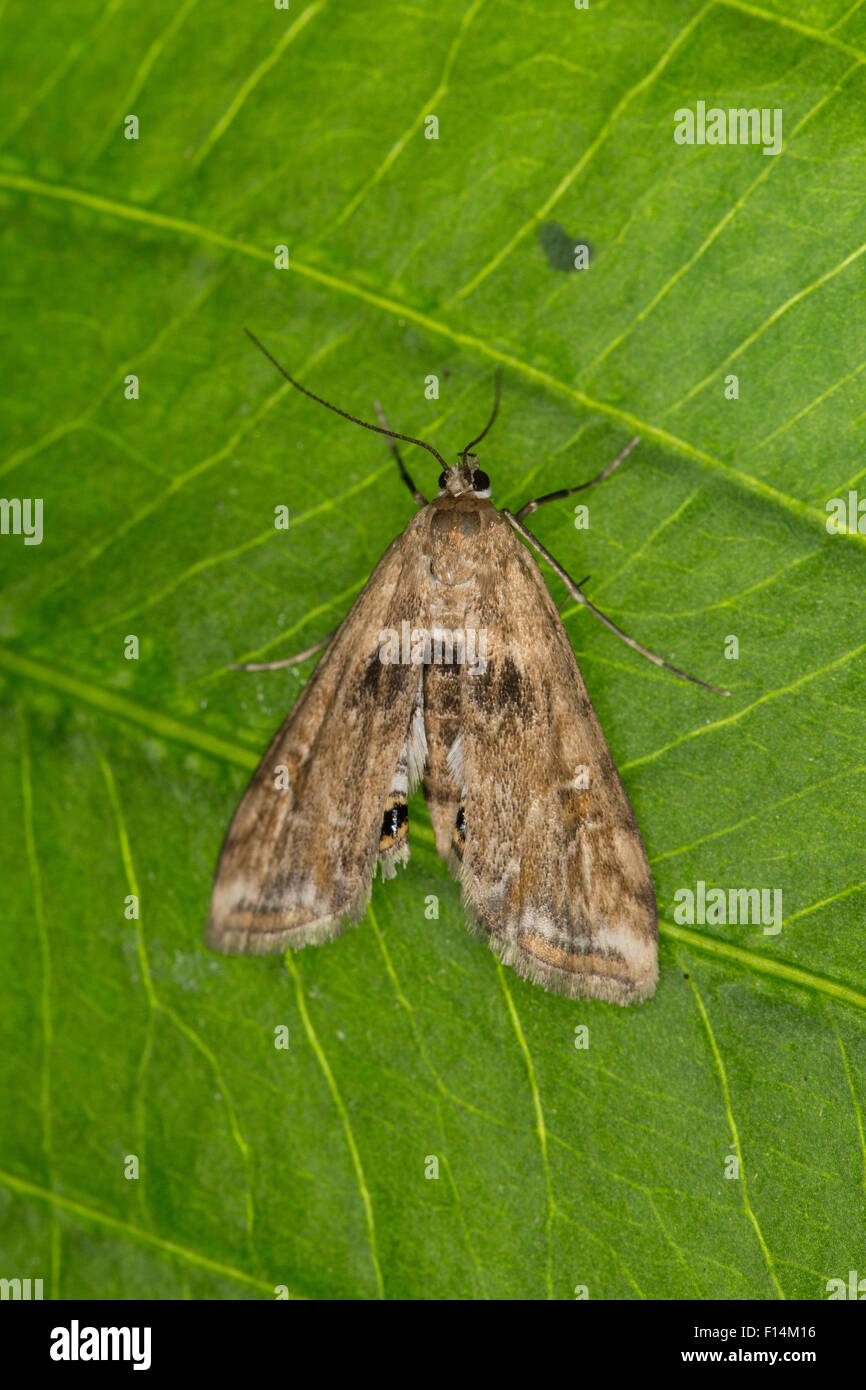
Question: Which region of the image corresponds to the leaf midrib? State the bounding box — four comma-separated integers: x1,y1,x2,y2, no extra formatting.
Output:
1,168,864,552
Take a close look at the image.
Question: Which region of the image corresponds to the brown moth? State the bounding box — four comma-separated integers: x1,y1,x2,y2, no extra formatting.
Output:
206,332,728,1005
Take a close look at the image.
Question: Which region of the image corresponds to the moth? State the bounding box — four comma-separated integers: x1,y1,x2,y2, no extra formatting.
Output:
206,331,728,1005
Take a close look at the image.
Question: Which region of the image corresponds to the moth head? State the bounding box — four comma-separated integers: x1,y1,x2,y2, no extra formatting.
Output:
433,366,502,500
437,454,492,500
240,330,504,508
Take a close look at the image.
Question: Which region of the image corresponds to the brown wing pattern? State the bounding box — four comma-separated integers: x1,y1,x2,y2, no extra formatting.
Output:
456,523,658,1004
206,515,430,954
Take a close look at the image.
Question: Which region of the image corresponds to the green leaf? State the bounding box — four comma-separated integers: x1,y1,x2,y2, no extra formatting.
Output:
1,0,865,1301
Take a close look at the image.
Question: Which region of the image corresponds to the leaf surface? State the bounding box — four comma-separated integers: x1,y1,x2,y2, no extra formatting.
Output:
1,0,864,1299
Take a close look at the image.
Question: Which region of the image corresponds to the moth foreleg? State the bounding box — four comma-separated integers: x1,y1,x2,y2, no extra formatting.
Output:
514,435,640,521
373,400,427,507
229,633,334,671
378,680,426,879
504,509,730,696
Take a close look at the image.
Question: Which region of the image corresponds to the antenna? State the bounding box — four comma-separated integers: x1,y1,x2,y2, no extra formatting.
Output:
243,328,449,471
460,365,503,461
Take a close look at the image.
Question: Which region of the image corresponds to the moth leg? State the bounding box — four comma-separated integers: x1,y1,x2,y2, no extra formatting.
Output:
379,680,426,879
229,632,334,671
450,798,466,864
504,510,730,696
514,436,640,521
378,753,410,880
558,574,589,609
374,400,427,507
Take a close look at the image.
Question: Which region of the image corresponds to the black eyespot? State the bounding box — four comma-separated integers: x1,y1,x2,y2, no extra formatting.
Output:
472,469,490,492
438,470,449,488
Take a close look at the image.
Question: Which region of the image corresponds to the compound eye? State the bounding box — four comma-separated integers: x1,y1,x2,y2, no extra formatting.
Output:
437,470,449,489
472,469,491,492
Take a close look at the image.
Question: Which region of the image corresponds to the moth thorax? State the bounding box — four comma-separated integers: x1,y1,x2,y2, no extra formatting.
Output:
429,507,480,586
430,508,481,539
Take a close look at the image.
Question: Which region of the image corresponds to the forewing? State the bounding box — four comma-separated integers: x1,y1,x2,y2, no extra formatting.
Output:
457,525,658,1004
206,516,429,954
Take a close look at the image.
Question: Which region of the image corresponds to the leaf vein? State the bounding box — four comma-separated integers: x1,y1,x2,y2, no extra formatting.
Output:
189,1,327,173
688,974,785,1298
2,168,862,549
20,715,60,1297
0,1167,286,1296
98,751,256,1239
450,3,714,303
496,963,555,1299
285,953,385,1298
